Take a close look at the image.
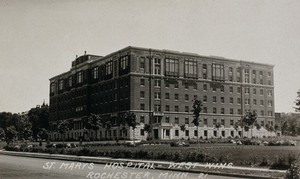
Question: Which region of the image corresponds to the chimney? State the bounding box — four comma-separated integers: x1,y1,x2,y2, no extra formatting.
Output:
84,51,87,55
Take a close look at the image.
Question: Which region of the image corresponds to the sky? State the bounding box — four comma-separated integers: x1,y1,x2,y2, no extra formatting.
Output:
0,0,300,113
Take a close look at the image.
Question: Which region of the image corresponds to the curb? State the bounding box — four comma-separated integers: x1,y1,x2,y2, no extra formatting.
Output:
0,150,286,179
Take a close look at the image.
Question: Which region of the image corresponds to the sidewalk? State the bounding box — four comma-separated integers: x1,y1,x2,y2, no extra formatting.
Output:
0,150,286,178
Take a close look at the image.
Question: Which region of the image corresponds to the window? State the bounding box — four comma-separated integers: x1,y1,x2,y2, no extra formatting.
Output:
140,129,145,136
105,61,113,75
213,107,217,114
213,118,217,125
184,60,197,78
165,81,170,88
77,71,83,83
154,92,161,100
140,79,145,86
203,107,207,113
68,77,72,87
260,110,264,116
203,118,207,125
154,66,161,75
165,116,170,123
221,108,225,114
194,130,198,137
238,109,241,115
261,121,265,126
185,106,189,112
185,130,189,137
92,67,99,79
253,99,257,105
154,79,161,87
230,97,233,104
268,72,272,77
268,111,273,116
140,104,145,110
221,119,225,125
174,82,179,89
237,87,241,94
203,84,207,91
175,117,179,124
203,95,207,102
202,64,207,79
165,93,170,99
260,89,264,95
175,105,179,112
59,80,64,90
193,83,197,90
244,69,250,83
204,130,208,137
165,58,179,76
221,97,225,103
175,130,179,136
245,99,250,105
253,88,257,95
221,86,224,92
268,90,273,96
184,82,189,89
175,94,179,100
245,88,250,94
260,100,264,106
237,98,241,105
230,86,233,93
230,120,234,125
166,129,170,137
268,100,273,107
140,57,145,69
194,95,198,99
50,83,56,93
165,105,170,111
229,67,233,82
213,96,217,103
154,104,161,112
140,116,145,123
185,117,189,124
268,80,272,85
120,56,129,70
230,108,234,115
212,87,216,92
185,94,189,101
237,67,241,82
140,91,145,98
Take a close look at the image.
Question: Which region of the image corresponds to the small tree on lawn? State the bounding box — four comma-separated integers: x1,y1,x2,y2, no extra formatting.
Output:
144,124,152,140
57,120,69,144
180,124,186,139
0,127,5,141
234,121,240,138
124,112,138,143
294,90,300,112
86,114,102,143
5,126,18,145
215,122,221,138
192,98,203,144
242,110,257,138
282,121,289,137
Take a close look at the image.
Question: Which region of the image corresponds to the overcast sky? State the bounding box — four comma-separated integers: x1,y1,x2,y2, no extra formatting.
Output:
0,0,300,113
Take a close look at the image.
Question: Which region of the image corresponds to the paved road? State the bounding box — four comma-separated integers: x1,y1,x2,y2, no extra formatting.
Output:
0,155,243,179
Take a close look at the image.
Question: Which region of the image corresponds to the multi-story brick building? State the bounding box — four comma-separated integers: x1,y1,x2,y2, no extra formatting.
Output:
49,46,275,141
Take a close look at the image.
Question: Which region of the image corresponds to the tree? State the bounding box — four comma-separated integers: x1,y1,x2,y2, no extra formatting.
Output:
0,127,5,140
242,110,257,138
37,128,49,141
215,122,221,138
57,120,70,144
281,121,289,136
124,112,138,142
294,90,300,112
191,99,203,143
85,114,102,143
234,121,240,138
27,105,49,140
144,124,152,140
5,126,18,145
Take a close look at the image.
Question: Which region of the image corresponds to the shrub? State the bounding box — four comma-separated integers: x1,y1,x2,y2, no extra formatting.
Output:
286,161,300,179
271,156,290,170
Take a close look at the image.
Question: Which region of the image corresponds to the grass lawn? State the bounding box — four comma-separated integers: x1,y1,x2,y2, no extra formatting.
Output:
87,143,300,167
